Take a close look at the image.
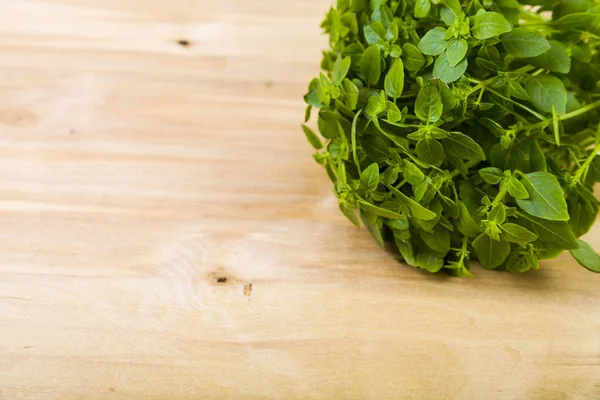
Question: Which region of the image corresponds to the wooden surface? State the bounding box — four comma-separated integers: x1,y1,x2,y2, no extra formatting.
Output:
0,1,599,399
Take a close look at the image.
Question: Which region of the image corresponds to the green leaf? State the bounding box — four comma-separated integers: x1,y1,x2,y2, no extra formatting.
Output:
445,38,468,67
489,203,506,224
457,201,481,237
418,27,448,56
500,223,538,243
551,13,597,29
506,250,539,273
442,132,486,161
386,102,402,123
415,85,443,122
414,0,431,18
416,138,445,166
360,162,380,190
358,199,405,219
570,240,600,273
472,12,513,40
364,21,385,45
472,233,511,269
430,79,458,110
387,214,409,230
507,177,529,199
384,59,405,100
420,226,451,254
361,44,382,86
403,159,425,185
528,40,571,74
301,124,323,149
517,213,579,250
360,211,385,248
525,74,567,115
433,51,468,84
339,203,360,227
332,56,352,86
517,171,569,221
440,4,463,25
386,184,437,220
501,28,551,58
507,81,530,101
415,251,445,272
396,239,416,265
343,78,359,110
402,43,426,71
366,95,386,117
479,167,504,184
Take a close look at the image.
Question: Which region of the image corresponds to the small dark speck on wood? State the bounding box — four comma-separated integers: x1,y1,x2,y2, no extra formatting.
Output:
216,277,228,283
177,39,191,48
244,283,252,296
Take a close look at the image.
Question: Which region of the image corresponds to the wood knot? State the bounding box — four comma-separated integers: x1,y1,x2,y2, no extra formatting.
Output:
205,269,236,286
177,39,191,48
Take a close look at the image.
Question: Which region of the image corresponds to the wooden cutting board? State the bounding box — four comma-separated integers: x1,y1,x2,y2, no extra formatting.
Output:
0,1,599,399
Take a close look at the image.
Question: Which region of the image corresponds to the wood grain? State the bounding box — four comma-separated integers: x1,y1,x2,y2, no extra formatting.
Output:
0,1,599,399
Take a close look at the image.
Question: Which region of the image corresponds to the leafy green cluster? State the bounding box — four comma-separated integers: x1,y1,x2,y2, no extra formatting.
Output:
302,0,600,275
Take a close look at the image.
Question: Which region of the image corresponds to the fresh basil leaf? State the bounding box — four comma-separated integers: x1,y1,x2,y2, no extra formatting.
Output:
384,59,405,100
360,210,385,248
446,38,468,66
501,27,551,58
414,0,431,19
360,162,380,190
507,177,529,199
420,225,451,253
415,85,443,122
500,223,538,243
343,78,360,110
440,4,463,25
442,132,486,161
396,239,416,265
403,159,425,184
358,199,405,219
525,74,567,114
339,203,360,227
364,21,386,44
415,251,445,272
386,184,437,220
517,171,569,221
507,81,530,101
570,240,600,273
402,43,426,71
418,27,449,56
387,214,410,230
551,13,597,29
528,40,571,74
506,250,539,273
472,233,511,269
433,51,468,84
416,138,446,165
302,124,323,149
479,167,504,184
517,213,579,250
332,56,352,86
472,12,512,40
361,44,382,86
457,201,482,237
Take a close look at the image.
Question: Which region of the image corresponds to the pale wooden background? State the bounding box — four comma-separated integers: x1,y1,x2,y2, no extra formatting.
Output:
0,1,599,399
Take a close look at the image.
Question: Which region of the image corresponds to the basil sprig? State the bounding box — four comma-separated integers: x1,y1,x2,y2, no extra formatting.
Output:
303,0,600,276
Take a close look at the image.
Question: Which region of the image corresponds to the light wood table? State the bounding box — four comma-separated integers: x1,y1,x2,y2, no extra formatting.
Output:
0,1,599,399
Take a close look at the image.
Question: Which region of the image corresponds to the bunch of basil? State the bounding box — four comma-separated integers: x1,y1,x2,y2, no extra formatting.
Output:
302,0,600,275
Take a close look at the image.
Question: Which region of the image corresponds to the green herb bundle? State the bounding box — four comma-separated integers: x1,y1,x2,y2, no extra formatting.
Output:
302,0,600,275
